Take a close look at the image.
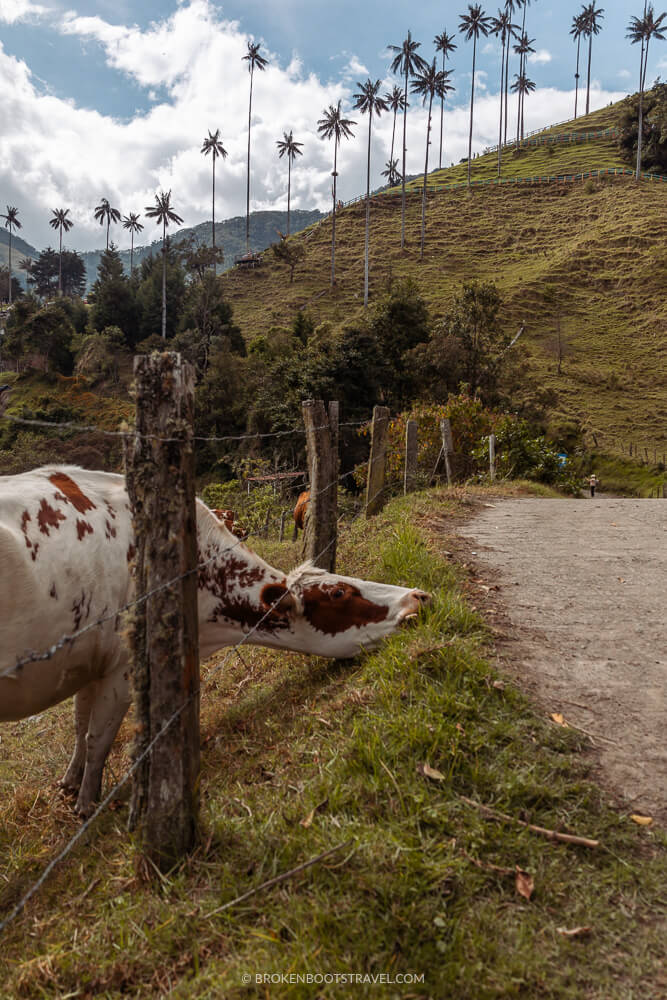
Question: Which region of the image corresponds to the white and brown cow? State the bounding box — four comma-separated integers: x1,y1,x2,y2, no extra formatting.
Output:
0,466,430,816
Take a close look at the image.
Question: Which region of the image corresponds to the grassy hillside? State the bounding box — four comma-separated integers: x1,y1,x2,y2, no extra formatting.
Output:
223,102,666,457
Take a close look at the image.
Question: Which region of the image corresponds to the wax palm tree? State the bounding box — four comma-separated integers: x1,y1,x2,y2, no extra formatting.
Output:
511,72,536,141
317,101,356,287
503,1,521,145
201,128,228,267
276,130,303,237
242,41,269,253
491,9,512,176
433,30,458,169
1,206,21,305
459,4,493,187
353,79,388,306
94,197,121,251
570,12,587,119
411,61,452,260
48,208,74,296
513,33,535,139
381,159,401,186
627,5,667,179
582,2,604,116
384,84,407,172
144,190,184,340
389,31,428,249
121,212,144,276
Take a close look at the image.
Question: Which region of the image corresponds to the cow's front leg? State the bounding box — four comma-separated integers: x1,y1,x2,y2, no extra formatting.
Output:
75,666,131,819
59,683,96,796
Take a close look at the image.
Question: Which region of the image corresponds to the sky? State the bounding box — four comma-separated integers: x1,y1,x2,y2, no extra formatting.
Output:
0,0,663,253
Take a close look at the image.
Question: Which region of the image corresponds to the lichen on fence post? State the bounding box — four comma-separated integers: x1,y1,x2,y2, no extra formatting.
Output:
126,352,200,869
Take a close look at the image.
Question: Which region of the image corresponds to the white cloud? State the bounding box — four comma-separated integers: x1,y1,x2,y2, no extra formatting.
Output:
0,0,48,23
618,69,632,80
528,50,552,65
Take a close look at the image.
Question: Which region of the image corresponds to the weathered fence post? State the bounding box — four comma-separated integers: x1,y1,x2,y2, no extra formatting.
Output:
366,405,390,516
489,433,496,482
440,418,455,488
404,419,418,495
279,510,287,542
302,399,339,571
126,353,200,869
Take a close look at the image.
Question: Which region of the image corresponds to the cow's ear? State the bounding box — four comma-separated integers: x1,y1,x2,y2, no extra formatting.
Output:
260,582,296,615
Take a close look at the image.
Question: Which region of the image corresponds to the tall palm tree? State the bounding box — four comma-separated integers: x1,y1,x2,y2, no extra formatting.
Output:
144,191,184,340
276,130,303,237
94,197,121,251
433,30,458,168
381,159,401,186
491,9,512,176
513,33,536,139
570,12,587,119
511,72,536,141
384,84,407,174
353,79,388,306
200,128,228,267
317,101,356,287
411,61,453,260
389,31,428,249
582,2,605,116
48,208,74,297
627,5,667,180
503,1,521,145
121,212,144,276
1,206,21,305
459,4,493,187
242,41,269,253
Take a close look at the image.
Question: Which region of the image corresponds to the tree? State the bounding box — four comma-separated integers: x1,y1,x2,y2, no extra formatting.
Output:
242,41,269,253
503,1,521,145
89,245,138,342
381,158,401,186
94,198,121,251
1,206,21,305
136,248,187,345
582,2,605,116
121,212,144,276
627,5,667,180
384,84,407,174
175,270,244,377
618,81,667,174
353,79,388,306
276,130,303,237
317,101,356,287
491,9,512,177
48,208,74,296
570,11,587,119
144,190,184,340
433,31,458,169
0,268,22,304
270,238,306,284
200,129,227,267
459,5,493,187
411,61,452,260
389,31,428,249
511,71,536,142
512,33,535,140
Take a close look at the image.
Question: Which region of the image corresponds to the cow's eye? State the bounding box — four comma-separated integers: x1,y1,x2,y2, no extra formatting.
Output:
332,588,345,600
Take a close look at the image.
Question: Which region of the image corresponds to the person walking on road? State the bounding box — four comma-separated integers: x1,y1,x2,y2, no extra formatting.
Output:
589,473,598,497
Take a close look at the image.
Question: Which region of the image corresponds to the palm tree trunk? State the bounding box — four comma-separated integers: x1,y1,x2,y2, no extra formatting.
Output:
246,67,254,253
212,156,216,272
390,107,397,166
8,228,12,306
58,226,63,297
421,94,433,260
106,218,110,251
401,68,408,249
574,37,581,119
586,33,592,115
468,37,477,187
331,141,338,287
636,37,649,180
439,52,445,169
130,233,134,276
287,157,292,237
364,115,372,306
497,36,505,178
504,38,510,145
161,221,167,340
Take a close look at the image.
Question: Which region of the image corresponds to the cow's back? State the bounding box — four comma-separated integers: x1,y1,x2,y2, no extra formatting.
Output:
0,467,134,720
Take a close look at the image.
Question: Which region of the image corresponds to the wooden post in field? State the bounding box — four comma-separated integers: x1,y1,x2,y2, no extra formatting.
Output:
404,419,418,495
302,399,339,571
489,433,496,482
366,405,390,516
440,418,455,487
279,510,287,542
127,352,199,869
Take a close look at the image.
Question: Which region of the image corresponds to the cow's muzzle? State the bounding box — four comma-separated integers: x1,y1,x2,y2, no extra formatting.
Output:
398,589,432,625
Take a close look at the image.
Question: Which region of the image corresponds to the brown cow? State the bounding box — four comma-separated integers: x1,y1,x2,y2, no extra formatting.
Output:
294,490,310,532
212,508,248,540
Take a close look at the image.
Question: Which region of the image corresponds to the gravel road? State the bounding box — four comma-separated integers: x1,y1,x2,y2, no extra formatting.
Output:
459,497,667,822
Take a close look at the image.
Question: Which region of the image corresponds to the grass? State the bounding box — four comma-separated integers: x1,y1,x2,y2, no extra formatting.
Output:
1,487,665,998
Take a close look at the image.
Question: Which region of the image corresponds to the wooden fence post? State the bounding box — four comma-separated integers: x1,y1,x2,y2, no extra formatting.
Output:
489,433,496,482
440,419,455,487
126,352,200,869
279,510,287,542
366,405,390,516
404,419,418,495
302,399,338,571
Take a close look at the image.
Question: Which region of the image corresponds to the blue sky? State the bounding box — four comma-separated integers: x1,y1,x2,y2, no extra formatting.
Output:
1,1,663,251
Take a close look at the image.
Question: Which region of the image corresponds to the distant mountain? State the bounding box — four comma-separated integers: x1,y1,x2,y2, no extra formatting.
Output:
79,209,324,291
0,229,39,287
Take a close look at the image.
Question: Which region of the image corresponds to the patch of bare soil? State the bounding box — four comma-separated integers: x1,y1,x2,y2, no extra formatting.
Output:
457,497,667,823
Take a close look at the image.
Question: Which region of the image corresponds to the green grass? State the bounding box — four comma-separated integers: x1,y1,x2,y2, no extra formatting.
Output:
1,489,665,998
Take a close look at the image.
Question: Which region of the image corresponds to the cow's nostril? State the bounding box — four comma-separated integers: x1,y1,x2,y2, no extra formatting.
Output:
413,590,431,605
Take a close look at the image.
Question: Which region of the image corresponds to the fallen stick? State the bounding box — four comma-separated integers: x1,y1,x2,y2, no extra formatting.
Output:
459,796,599,848
205,839,354,918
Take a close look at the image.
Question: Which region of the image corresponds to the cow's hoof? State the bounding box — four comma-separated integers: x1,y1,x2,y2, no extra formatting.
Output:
58,779,80,799
74,800,96,821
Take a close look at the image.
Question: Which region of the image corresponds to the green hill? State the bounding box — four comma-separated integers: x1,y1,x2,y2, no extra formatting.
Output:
222,101,667,459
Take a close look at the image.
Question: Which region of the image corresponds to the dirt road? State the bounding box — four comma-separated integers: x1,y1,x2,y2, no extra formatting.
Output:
459,497,667,822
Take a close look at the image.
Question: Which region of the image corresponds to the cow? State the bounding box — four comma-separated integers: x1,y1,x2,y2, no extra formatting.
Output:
294,489,310,532
212,508,248,539
0,466,431,817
